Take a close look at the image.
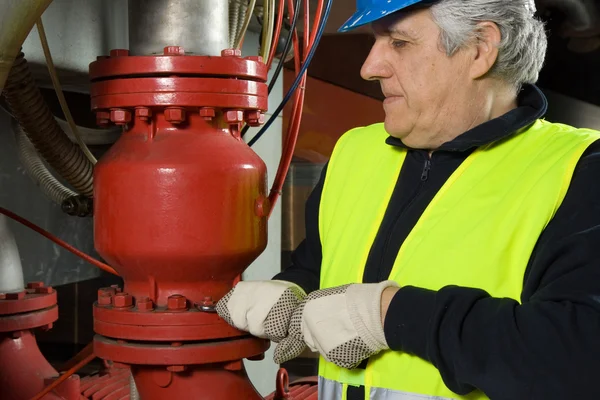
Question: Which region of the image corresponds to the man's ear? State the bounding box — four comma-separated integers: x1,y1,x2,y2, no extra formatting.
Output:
469,21,501,79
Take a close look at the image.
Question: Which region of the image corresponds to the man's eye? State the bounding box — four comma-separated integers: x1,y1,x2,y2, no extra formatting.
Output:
392,40,407,48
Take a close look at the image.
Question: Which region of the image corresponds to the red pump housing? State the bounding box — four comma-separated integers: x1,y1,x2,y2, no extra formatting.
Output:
90,47,272,399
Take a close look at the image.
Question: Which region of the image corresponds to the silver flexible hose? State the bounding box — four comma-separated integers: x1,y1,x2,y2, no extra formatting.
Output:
130,373,140,400
13,119,77,205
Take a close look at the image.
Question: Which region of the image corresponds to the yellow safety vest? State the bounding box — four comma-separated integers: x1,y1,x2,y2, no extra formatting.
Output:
317,120,600,400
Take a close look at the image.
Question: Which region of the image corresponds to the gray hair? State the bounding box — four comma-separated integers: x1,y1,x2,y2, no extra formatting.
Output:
429,0,548,88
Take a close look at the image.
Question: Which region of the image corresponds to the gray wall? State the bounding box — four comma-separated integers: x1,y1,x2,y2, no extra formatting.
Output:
0,109,101,286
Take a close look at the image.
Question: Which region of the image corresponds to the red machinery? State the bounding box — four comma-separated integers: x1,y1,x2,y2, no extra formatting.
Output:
89,47,272,399
0,282,81,400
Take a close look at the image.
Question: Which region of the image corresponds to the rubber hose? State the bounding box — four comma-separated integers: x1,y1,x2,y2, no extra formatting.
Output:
13,120,77,205
2,52,94,196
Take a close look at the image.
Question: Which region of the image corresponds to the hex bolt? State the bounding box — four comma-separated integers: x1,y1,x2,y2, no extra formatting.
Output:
166,365,186,373
110,285,122,293
135,107,152,122
221,48,242,57
113,292,133,308
96,111,111,127
110,109,132,125
164,46,185,56
246,55,264,63
110,49,130,57
200,107,216,121
164,107,186,124
199,296,216,313
167,294,187,311
245,110,265,127
98,292,112,306
5,291,25,300
225,110,244,125
35,286,53,294
26,282,44,289
136,296,154,312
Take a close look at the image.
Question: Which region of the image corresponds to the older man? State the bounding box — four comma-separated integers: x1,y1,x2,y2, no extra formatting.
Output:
217,0,600,399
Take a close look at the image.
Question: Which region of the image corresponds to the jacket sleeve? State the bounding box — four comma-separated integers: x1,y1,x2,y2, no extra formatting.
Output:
383,144,600,400
272,163,328,294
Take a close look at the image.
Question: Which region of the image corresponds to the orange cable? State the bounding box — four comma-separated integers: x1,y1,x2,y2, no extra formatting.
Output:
30,350,96,400
0,207,118,276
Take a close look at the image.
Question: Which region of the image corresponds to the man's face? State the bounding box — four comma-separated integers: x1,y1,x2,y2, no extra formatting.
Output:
361,9,473,147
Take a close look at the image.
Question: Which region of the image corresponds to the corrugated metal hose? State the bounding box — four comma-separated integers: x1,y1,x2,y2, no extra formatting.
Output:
2,51,94,197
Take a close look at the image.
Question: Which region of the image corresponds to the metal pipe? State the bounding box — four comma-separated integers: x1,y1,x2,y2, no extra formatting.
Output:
0,0,53,91
0,215,25,294
128,0,229,55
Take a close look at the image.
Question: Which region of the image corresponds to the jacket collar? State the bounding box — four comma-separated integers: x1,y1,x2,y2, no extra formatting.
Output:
385,84,549,152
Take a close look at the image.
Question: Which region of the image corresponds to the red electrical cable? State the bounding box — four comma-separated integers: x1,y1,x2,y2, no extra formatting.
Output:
267,0,324,215
0,207,118,276
267,0,286,70
30,350,96,400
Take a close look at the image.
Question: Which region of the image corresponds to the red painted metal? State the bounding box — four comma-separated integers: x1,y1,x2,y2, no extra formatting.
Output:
90,47,271,398
0,282,81,400
80,363,131,400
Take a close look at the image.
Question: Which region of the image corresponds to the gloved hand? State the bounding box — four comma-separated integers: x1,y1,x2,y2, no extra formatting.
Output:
273,281,399,369
216,280,306,342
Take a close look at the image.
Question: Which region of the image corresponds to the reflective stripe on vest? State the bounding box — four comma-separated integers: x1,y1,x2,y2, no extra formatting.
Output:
318,377,456,400
318,120,600,399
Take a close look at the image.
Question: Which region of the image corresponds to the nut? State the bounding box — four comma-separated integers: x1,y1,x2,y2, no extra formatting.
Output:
113,293,133,308
164,107,186,124
164,46,185,56
246,56,264,63
27,282,44,289
5,291,25,300
167,294,187,311
98,292,112,306
35,287,53,294
199,107,216,121
135,107,152,121
225,110,244,124
221,48,242,57
245,111,265,127
136,297,154,311
96,111,111,127
166,365,186,373
110,109,132,125
110,285,123,293
110,49,130,57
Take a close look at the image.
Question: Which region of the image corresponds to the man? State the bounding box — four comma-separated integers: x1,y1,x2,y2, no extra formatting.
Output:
217,0,600,399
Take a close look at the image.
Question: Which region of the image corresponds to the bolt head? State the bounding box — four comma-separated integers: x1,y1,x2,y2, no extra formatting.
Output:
110,109,132,125
110,49,130,57
96,111,111,127
245,111,265,127
167,365,186,372
199,107,216,121
5,291,25,300
98,293,112,306
225,110,244,124
246,56,264,63
137,297,154,311
135,107,152,121
167,294,187,310
35,286,53,294
201,296,215,306
221,48,242,57
164,108,186,124
27,282,44,289
113,293,133,308
164,46,185,56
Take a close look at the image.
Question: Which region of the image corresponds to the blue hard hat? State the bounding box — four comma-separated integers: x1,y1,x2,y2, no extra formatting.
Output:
338,0,438,32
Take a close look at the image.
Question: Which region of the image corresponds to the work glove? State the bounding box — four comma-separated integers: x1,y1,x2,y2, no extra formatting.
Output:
216,280,306,342
273,280,398,369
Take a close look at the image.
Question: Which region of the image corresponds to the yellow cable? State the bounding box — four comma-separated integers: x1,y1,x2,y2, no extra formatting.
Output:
261,0,276,62
36,18,97,165
235,0,257,50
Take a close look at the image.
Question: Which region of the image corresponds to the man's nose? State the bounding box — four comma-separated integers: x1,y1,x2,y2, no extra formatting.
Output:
360,40,392,82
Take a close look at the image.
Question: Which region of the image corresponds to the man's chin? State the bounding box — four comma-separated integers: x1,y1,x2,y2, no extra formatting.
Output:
384,121,410,140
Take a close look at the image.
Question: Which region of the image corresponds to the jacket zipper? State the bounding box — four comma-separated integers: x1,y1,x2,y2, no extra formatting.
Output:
376,153,432,280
